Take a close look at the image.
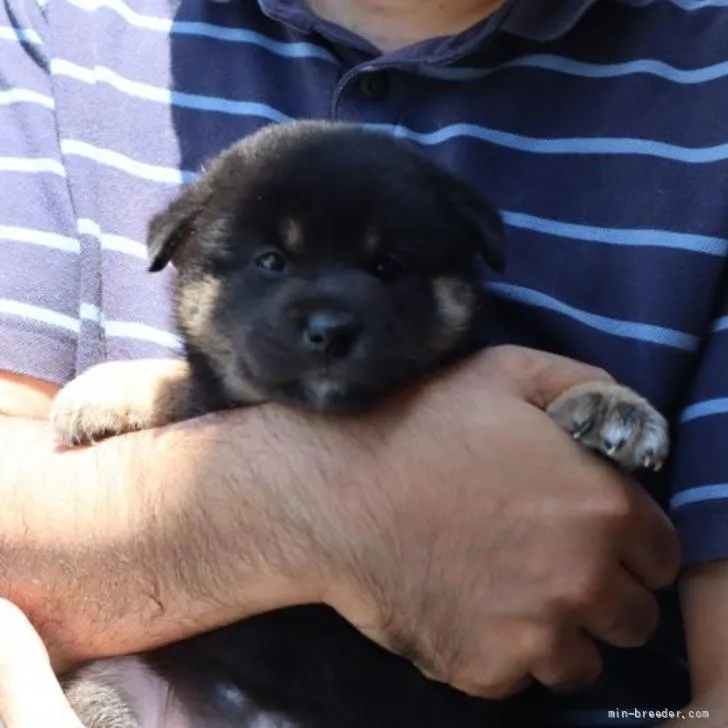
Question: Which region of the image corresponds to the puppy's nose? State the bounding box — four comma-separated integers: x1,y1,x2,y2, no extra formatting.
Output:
302,311,361,358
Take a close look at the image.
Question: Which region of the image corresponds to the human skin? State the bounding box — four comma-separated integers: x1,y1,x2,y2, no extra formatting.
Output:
0,599,83,728
0,346,678,705
305,0,506,51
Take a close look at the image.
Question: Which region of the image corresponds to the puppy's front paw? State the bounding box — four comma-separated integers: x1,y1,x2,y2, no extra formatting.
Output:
51,364,149,447
546,382,669,472
50,359,190,447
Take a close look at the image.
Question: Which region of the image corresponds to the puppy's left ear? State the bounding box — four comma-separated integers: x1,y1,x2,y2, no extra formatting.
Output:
147,180,210,273
449,180,506,273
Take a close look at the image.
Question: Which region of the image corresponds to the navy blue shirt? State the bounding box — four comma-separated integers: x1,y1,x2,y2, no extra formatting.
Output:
2,0,728,723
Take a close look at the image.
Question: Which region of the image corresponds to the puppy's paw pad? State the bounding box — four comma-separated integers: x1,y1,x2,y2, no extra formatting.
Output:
547,383,669,472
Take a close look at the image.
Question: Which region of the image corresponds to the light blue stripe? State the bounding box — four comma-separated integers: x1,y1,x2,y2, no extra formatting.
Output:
671,484,728,510
0,225,78,253
486,282,698,350
370,122,728,163
416,55,728,85
77,218,148,260
66,0,337,63
169,92,291,121
0,157,66,176
680,397,728,422
495,55,728,84
711,315,728,333
103,320,183,350
171,21,337,62
51,60,294,122
669,0,728,8
502,211,728,255
0,26,42,44
60,139,196,184
623,0,728,8
0,88,54,109
0,298,78,333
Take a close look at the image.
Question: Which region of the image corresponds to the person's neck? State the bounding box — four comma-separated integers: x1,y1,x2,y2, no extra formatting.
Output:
305,0,505,52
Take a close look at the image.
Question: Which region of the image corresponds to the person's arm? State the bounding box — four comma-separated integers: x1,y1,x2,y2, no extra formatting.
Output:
0,371,342,670
0,346,679,698
657,562,728,727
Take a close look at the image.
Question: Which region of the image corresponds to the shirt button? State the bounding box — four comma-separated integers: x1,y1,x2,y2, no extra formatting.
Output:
357,71,390,100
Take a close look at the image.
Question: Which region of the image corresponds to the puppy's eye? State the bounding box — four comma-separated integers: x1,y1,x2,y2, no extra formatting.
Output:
370,254,408,281
255,251,287,273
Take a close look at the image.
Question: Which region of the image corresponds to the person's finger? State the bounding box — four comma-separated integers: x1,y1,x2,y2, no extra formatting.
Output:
528,627,603,691
480,345,615,408
582,569,660,649
0,599,83,728
619,485,681,591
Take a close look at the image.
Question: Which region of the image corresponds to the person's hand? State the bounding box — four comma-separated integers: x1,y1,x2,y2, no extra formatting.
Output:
320,345,680,699
0,599,83,728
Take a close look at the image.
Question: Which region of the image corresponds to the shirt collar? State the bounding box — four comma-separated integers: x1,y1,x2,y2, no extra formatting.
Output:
500,0,601,41
257,1,601,60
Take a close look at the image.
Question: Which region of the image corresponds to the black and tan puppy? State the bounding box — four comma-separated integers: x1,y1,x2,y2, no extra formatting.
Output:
50,121,669,728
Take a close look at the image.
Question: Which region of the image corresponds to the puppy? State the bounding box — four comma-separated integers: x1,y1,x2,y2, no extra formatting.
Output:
50,121,669,728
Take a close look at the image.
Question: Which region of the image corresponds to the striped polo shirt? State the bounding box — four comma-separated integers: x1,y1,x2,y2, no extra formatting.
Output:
2,0,728,723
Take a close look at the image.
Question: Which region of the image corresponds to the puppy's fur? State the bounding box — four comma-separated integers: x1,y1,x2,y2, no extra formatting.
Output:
51,121,670,728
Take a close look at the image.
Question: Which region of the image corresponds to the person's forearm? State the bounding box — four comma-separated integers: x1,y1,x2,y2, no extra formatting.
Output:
0,406,366,670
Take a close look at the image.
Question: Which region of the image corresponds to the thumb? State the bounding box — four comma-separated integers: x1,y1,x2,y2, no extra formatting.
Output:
478,345,614,409
0,599,83,728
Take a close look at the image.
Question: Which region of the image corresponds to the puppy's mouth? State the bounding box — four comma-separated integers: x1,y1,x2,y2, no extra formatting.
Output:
264,370,379,413
301,375,352,411
240,348,408,412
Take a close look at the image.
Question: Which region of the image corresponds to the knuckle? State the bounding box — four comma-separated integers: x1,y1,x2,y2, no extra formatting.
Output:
530,635,604,691
438,640,528,700
611,599,659,648
583,488,633,527
483,345,539,381
518,625,561,663
487,344,529,367
551,567,609,614
460,673,528,700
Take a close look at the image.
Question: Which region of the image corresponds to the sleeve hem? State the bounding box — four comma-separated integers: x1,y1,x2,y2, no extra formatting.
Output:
672,501,728,566
0,319,76,385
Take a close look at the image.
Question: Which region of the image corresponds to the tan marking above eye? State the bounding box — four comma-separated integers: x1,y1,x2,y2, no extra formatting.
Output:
280,218,304,253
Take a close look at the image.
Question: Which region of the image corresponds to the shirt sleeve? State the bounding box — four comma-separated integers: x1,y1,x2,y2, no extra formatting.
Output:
0,0,80,385
669,287,728,566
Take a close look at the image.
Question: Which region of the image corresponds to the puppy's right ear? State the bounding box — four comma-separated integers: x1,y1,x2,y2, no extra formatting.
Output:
147,181,210,273
443,177,505,273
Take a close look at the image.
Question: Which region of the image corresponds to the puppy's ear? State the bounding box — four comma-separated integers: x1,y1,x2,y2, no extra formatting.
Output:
147,181,210,273
449,180,506,273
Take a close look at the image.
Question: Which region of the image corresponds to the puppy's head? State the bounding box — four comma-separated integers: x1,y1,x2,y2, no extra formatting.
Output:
147,121,504,411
